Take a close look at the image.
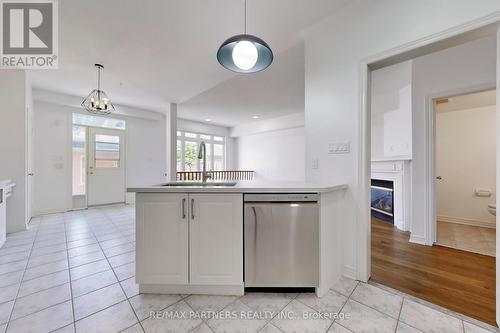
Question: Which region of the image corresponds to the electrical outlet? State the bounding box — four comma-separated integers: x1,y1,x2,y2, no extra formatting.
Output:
328,142,350,154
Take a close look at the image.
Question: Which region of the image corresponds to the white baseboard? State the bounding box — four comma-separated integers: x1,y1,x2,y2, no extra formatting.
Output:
33,208,67,217
343,265,356,280
409,234,427,245
437,215,495,229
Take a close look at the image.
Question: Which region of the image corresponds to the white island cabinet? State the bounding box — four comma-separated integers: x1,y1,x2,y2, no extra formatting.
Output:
129,181,347,297
189,193,242,285
136,192,243,295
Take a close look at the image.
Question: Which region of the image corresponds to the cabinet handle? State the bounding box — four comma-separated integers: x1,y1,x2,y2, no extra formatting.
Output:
191,198,195,220
182,198,186,219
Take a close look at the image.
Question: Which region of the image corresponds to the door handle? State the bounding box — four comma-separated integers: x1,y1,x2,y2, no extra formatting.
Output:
191,198,195,220
182,198,186,219
27,173,34,176
436,176,442,180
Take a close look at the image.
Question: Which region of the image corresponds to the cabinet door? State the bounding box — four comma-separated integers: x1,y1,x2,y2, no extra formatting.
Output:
189,193,243,285
136,193,188,284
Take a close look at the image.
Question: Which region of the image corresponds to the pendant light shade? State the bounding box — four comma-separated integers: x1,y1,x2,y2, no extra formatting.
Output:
217,34,273,73
217,0,273,73
81,64,116,115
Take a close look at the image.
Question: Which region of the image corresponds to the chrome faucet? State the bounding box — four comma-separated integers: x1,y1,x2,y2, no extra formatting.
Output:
198,141,211,182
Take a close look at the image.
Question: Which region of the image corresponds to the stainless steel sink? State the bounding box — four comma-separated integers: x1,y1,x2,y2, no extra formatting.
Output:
158,181,238,187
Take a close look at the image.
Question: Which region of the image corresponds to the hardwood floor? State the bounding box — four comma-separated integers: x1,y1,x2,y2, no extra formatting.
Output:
371,217,496,326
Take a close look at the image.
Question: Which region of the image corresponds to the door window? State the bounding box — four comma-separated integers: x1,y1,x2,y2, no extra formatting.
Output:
95,134,120,168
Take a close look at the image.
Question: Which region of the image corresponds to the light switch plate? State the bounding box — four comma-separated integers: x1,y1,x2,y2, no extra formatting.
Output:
328,142,350,154
312,158,319,169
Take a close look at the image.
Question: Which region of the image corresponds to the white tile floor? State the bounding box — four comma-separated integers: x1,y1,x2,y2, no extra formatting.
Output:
0,205,497,333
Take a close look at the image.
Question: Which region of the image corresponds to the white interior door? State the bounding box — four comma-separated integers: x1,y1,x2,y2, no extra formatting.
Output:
87,127,125,206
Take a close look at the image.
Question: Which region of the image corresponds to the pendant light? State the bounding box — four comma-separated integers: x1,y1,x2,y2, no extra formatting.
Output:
217,0,273,73
81,64,116,115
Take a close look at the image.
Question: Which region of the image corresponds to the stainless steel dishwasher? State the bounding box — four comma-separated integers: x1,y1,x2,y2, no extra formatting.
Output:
244,193,319,288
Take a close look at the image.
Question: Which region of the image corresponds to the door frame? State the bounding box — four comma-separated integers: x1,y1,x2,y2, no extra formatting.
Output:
356,14,500,282
427,84,496,245
70,120,127,210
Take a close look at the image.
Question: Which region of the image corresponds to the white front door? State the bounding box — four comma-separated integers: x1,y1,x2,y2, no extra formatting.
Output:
87,127,125,206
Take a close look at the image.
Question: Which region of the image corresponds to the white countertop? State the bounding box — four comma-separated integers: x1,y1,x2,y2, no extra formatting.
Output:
127,181,347,194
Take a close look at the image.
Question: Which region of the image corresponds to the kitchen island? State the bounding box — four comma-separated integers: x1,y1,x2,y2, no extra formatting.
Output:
127,181,347,297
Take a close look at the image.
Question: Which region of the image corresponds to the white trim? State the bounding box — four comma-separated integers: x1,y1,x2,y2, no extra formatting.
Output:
371,157,412,162
358,13,500,283
139,284,244,296
357,60,371,282
343,266,356,280
437,215,496,229
66,112,74,212
426,83,496,246
409,234,427,245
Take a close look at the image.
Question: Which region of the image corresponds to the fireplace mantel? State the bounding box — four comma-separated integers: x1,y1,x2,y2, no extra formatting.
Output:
371,160,412,231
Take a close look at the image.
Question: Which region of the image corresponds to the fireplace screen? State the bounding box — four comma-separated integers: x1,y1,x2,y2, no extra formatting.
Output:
371,179,394,224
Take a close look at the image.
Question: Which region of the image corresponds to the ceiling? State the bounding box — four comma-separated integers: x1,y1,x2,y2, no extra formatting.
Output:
435,89,496,113
179,42,304,127
29,0,350,119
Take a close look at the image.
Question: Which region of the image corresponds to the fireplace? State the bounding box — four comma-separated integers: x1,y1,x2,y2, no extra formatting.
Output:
371,179,394,224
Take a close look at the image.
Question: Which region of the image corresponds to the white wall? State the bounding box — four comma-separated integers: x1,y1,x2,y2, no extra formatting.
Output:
124,115,167,204
371,60,412,161
33,102,71,214
236,127,306,182
0,71,28,233
304,0,500,279
411,36,496,243
33,100,167,213
436,105,496,227
231,113,306,182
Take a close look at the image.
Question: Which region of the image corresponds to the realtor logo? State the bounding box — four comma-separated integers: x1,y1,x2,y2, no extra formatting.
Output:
1,0,58,69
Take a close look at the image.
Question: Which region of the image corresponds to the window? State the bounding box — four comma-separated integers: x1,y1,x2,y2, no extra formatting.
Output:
79,156,86,185
72,126,86,196
95,134,120,168
73,113,125,130
176,131,226,171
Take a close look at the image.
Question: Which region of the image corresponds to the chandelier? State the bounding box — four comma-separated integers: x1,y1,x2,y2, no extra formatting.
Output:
81,64,116,115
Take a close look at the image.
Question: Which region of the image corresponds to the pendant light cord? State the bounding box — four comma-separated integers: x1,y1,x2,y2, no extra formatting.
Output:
244,0,247,34
97,66,101,92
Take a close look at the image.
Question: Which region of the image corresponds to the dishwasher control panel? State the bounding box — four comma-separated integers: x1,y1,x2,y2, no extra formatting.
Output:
244,193,318,202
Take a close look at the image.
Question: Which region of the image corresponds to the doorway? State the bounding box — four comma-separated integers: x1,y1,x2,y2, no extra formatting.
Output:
367,34,497,325
434,89,496,257
71,113,126,208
